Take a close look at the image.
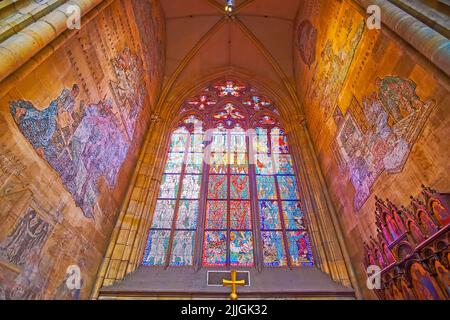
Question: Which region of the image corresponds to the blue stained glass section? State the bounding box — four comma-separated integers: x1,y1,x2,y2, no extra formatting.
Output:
176,200,199,229
170,231,195,266
151,200,176,229
282,201,306,230
143,230,171,266
256,176,277,200
261,231,287,267
277,175,299,200
287,231,314,266
255,153,274,175
259,201,281,230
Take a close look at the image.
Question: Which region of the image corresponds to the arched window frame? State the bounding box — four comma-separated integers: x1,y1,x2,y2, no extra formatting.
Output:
143,80,315,271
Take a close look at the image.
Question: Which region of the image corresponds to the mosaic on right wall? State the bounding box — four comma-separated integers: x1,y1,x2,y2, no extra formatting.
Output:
294,0,450,299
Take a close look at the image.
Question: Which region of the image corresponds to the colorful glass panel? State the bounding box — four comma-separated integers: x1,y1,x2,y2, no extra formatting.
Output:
143,230,171,266
277,176,299,200
230,201,252,230
230,132,246,153
261,231,287,267
181,175,201,199
282,201,305,230
176,200,198,229
259,201,281,230
231,175,250,200
170,231,196,266
159,174,180,199
274,154,294,175
170,133,188,152
271,128,289,154
203,231,227,266
164,152,184,173
151,200,176,229
209,153,228,174
254,131,268,153
211,134,227,152
230,153,248,174
189,134,204,152
287,231,314,266
206,201,227,229
186,153,203,174
255,153,274,175
256,176,277,200
208,175,228,199
230,231,254,267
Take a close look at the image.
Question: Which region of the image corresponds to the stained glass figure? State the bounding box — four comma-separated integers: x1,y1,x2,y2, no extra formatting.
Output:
271,128,289,154
143,230,171,266
189,134,205,152
277,176,299,200
186,153,203,174
210,153,228,174
177,200,199,229
282,201,305,230
257,176,277,200
164,153,184,173
151,200,176,229
181,175,201,199
145,84,315,269
287,231,314,266
170,231,195,266
255,153,274,175
231,175,250,200
159,174,180,199
206,201,227,229
230,153,248,174
170,133,188,152
274,154,295,175
230,201,252,230
203,231,227,266
230,231,254,267
208,175,228,199
261,232,287,267
259,201,281,230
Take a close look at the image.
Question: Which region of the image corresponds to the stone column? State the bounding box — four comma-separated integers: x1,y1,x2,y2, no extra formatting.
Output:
91,115,171,299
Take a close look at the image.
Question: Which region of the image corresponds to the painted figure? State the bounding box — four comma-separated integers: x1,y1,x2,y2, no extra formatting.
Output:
0,210,49,267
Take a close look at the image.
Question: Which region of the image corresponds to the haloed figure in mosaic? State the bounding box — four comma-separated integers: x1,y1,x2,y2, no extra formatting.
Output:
142,80,314,270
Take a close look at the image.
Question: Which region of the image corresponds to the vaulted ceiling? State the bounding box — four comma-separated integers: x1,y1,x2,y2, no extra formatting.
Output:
158,0,303,117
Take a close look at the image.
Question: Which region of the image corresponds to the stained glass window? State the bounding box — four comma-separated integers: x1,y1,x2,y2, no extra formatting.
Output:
255,128,314,267
143,80,314,269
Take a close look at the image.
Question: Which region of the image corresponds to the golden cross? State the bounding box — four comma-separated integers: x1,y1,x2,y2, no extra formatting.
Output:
223,270,246,300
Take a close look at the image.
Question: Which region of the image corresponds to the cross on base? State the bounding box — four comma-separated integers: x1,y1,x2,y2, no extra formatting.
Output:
223,270,246,300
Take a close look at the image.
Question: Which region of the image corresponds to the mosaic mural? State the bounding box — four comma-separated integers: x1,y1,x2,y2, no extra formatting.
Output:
333,77,436,210
297,20,318,68
305,9,364,120
110,47,146,139
10,48,145,219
